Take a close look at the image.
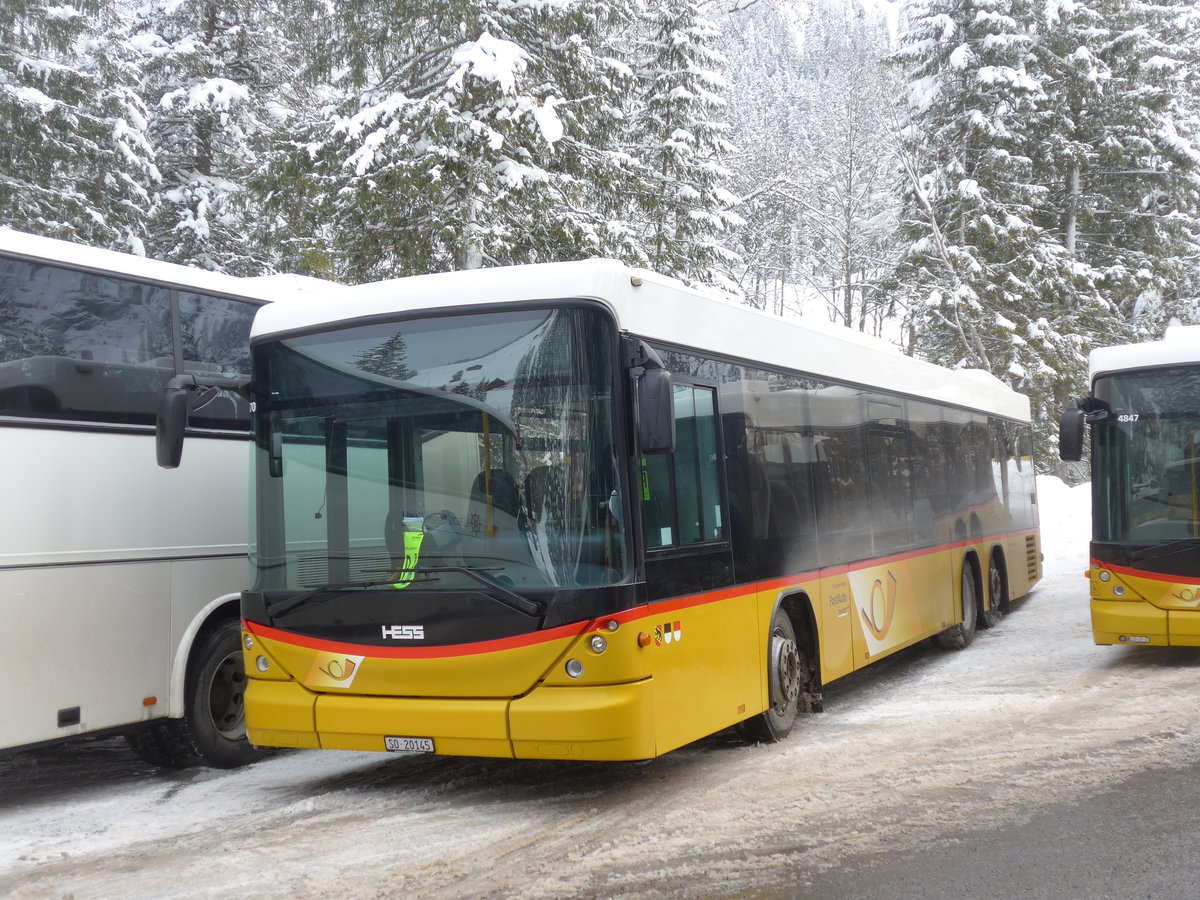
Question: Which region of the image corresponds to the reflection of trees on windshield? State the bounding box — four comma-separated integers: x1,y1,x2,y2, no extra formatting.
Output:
353,331,417,382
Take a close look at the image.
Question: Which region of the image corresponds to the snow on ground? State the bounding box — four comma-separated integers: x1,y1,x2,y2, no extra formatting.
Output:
4,476,1200,899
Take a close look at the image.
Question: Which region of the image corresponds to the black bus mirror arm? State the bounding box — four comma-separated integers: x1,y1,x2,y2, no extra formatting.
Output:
156,373,253,469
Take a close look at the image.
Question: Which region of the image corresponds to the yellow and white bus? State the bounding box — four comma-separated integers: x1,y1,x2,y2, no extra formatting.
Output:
165,260,1041,760
0,228,327,767
1061,326,1200,646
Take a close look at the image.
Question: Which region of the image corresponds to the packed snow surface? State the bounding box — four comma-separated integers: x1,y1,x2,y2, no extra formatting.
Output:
4,476,1200,898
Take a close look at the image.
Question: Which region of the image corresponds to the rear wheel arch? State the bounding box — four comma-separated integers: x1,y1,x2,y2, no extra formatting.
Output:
988,545,1011,614
937,552,981,650
742,592,823,744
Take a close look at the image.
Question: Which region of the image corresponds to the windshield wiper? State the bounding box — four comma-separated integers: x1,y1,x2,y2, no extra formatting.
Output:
1128,539,1200,564
265,578,401,618
264,569,543,620
407,566,544,617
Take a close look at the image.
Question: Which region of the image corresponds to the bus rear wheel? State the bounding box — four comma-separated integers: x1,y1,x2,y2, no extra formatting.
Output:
980,553,1005,628
744,608,805,743
937,563,978,650
125,618,264,769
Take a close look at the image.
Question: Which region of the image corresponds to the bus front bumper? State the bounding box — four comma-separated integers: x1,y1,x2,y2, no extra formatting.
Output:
1092,599,1168,645
245,677,657,761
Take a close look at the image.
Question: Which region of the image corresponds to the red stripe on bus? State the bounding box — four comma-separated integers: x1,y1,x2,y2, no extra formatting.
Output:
1094,559,1199,585
248,528,1038,659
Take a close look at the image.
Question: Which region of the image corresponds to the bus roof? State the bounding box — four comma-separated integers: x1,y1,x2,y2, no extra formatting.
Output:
0,227,338,304
1090,325,1200,382
252,258,1031,422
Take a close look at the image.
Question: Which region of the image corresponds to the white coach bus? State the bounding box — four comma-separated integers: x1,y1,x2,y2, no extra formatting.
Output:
0,228,323,767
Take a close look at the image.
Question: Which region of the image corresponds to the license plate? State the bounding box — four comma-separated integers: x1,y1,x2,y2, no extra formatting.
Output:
384,736,434,754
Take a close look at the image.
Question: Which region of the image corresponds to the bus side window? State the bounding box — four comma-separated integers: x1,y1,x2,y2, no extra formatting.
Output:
641,383,725,549
178,291,258,429
0,258,173,424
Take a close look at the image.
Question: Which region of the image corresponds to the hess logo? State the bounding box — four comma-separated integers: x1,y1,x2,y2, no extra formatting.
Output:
381,624,425,640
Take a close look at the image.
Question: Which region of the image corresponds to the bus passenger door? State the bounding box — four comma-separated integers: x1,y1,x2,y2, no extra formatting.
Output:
640,382,750,752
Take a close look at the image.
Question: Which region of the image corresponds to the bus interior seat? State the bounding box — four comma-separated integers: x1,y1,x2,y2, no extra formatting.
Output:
467,468,521,535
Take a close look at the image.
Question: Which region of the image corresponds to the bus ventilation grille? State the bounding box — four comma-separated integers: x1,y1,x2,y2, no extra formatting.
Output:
295,549,393,588
1025,535,1039,581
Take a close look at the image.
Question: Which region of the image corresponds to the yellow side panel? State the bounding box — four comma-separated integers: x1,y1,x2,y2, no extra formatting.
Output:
813,574,854,683
314,695,512,757
245,679,321,749
849,550,952,668
510,681,656,761
644,591,760,754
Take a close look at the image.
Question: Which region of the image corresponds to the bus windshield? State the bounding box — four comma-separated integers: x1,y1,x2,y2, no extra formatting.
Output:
250,305,626,596
1093,366,1200,544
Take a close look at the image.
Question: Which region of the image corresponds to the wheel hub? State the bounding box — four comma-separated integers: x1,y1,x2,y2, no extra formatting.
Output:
770,633,801,712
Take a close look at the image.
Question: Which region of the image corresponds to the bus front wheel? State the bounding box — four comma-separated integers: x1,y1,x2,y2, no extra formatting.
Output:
744,608,806,743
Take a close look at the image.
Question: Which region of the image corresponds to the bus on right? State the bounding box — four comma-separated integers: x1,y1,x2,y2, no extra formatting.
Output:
1061,325,1200,647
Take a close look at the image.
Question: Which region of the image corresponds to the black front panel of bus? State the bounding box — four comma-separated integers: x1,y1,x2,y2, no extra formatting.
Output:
243,583,642,646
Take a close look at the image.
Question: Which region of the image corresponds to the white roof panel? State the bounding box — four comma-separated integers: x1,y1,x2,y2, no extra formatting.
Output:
0,227,341,305
1090,325,1200,382
252,258,1032,422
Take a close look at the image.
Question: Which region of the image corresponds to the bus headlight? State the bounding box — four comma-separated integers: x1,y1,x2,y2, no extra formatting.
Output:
589,635,608,654
244,634,254,650
1099,570,1112,583
256,656,271,673
565,659,584,678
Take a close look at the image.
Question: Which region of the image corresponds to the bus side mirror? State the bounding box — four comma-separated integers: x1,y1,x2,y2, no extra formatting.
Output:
156,376,194,469
1059,399,1084,462
638,366,675,454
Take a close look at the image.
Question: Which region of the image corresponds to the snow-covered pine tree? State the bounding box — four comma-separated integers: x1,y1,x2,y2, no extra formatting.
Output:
626,0,742,290
1044,0,1200,333
791,0,903,335
717,2,811,312
892,0,1120,466
132,0,290,274
267,0,641,283
0,0,156,249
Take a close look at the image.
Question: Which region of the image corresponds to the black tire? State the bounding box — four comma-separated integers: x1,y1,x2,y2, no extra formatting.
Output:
979,553,1007,628
125,618,263,769
937,562,978,650
743,608,804,743
991,552,1011,614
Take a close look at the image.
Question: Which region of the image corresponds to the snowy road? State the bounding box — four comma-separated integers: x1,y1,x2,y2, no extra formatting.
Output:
5,478,1200,899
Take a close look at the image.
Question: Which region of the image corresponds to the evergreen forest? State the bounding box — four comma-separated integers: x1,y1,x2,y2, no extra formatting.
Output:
3,0,1199,469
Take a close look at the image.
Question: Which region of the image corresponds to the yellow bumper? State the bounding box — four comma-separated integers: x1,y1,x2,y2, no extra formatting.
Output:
1091,600,1168,646
246,676,657,761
